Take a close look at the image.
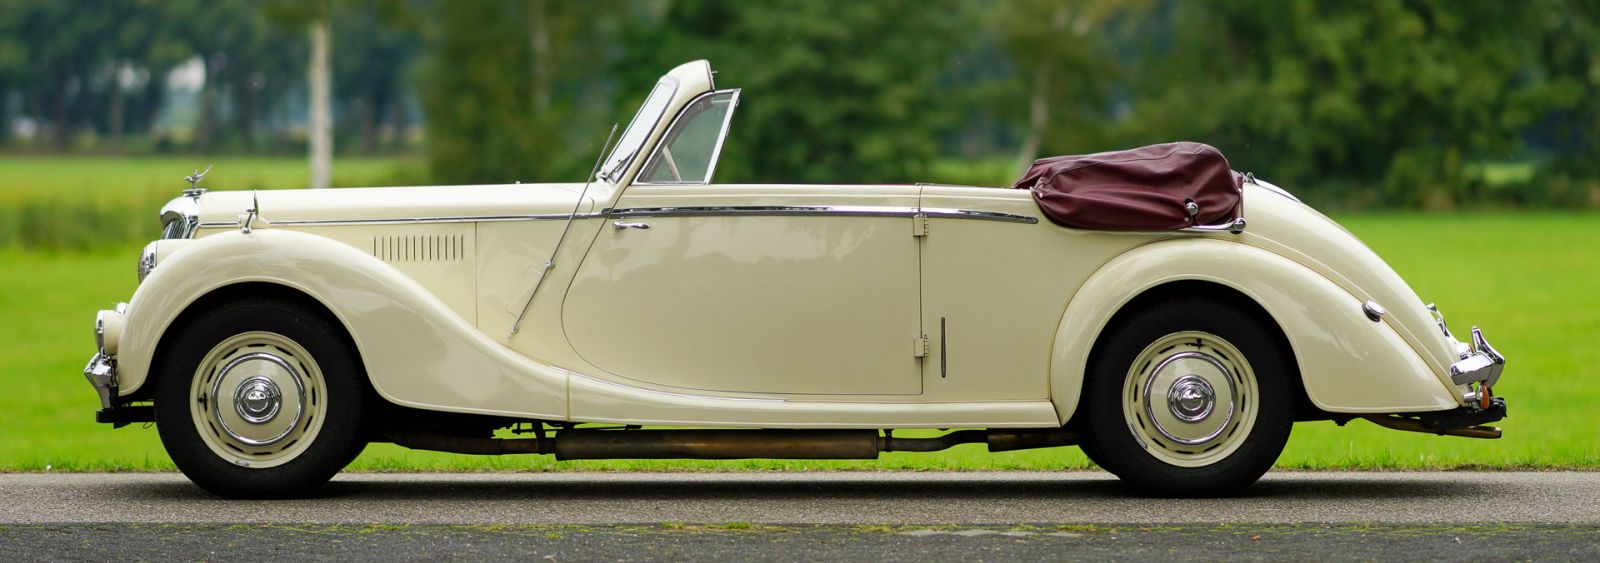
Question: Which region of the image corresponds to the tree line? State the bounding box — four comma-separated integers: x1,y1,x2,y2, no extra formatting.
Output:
2,0,1596,208
0,0,414,157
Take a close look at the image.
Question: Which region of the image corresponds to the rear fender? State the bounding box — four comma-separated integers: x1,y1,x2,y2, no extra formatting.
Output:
1049,238,1458,424
118,229,567,420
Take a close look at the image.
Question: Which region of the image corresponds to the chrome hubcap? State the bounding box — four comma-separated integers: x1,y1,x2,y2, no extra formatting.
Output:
211,352,306,447
1124,331,1258,468
233,376,283,424
190,332,326,468
1166,374,1216,423
1142,350,1238,446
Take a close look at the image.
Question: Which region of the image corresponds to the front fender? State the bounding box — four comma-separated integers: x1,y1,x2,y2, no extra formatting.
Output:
118,229,567,420
1049,238,1459,424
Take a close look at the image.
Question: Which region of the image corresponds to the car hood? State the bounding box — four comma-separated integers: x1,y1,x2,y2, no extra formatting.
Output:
187,183,594,227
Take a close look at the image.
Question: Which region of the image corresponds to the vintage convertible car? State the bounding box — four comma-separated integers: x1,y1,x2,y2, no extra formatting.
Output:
84,60,1507,498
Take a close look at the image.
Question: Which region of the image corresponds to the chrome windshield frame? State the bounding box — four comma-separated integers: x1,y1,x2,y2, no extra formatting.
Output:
599,77,679,183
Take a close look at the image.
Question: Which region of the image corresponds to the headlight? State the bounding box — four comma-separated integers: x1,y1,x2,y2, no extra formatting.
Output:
94,304,126,355
137,241,158,282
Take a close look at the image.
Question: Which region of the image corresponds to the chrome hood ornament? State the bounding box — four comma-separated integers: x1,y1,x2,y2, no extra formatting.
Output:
183,165,213,198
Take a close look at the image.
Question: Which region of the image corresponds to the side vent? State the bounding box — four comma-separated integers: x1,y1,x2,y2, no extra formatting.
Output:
373,234,467,262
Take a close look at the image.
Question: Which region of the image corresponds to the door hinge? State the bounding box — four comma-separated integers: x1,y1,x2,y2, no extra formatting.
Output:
912,213,927,237
913,336,929,357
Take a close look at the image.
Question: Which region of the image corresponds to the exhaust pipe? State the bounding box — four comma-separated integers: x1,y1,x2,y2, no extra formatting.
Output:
387,428,1078,459
556,429,881,460
1362,415,1502,439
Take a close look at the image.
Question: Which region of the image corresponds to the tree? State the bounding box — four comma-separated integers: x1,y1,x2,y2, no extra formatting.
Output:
619,0,977,184
332,1,420,153
309,14,332,187
1528,0,1600,206
418,0,539,184
992,0,1150,175
101,4,176,151
265,0,335,187
418,0,624,184
2,0,113,149
1121,0,1565,208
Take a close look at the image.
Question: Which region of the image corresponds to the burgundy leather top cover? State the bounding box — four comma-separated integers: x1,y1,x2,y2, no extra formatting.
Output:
1012,142,1242,231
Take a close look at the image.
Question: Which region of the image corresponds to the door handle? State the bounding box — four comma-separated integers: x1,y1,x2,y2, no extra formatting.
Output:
612,221,651,230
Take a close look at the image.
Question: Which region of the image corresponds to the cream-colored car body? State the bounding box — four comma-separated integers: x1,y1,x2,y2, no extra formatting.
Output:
104,60,1478,431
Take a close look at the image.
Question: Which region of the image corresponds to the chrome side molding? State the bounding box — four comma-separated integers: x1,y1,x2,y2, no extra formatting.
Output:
604,205,1039,224
200,206,1040,229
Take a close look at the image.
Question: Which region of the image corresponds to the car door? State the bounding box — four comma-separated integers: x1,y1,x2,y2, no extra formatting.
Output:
560,90,923,396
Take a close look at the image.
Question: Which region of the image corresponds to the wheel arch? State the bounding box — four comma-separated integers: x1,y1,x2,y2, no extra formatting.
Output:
1048,238,1459,425
1076,279,1317,426
116,229,569,421
131,281,360,402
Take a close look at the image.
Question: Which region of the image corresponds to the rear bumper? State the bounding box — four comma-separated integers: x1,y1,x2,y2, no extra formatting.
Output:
1427,304,1506,409
1415,397,1507,431
1362,305,1510,439
1449,326,1506,399
1363,398,1506,439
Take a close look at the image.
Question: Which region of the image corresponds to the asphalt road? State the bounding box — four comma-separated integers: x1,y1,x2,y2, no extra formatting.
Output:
5,471,1597,561
3,471,1597,525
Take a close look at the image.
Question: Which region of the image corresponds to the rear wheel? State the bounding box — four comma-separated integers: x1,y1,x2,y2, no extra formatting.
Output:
1080,298,1293,497
155,297,367,499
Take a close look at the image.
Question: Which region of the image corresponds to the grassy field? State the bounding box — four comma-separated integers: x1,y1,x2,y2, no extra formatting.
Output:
1,210,1594,472
0,155,419,196
0,156,422,249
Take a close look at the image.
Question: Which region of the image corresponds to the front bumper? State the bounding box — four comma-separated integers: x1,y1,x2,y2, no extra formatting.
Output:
85,303,153,427
83,352,117,411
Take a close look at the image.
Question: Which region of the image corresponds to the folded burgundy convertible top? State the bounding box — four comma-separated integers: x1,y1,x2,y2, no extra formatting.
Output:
1012,142,1242,231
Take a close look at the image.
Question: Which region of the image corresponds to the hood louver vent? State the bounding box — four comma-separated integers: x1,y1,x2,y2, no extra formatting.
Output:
373,234,466,262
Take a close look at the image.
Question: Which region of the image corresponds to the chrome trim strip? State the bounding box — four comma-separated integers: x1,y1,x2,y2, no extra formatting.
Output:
1181,217,1247,234
606,205,917,219
196,206,1040,228
199,213,606,229
606,205,1038,224
919,207,1040,224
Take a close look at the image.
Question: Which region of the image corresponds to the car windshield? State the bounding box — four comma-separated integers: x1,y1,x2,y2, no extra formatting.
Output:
599,78,677,182
638,91,738,184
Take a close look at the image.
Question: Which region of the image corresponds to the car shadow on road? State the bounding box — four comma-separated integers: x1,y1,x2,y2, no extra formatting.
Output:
111,473,1483,503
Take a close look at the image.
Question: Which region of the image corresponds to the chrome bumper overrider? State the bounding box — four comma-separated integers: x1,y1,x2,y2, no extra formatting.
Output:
1449,327,1505,389
85,303,151,427
1429,303,1507,409
84,352,117,410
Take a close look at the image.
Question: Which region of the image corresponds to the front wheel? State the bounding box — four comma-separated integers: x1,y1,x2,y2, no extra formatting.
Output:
155,297,367,498
1080,298,1294,497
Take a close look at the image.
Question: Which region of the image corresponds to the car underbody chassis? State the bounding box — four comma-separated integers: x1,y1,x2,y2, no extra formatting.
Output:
386,427,1080,460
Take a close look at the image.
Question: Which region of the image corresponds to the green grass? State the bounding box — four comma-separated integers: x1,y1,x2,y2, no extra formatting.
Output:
0,155,418,196
0,212,1594,472
0,156,422,250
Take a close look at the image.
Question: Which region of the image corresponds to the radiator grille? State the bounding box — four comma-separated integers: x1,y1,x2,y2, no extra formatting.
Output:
373,234,466,262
